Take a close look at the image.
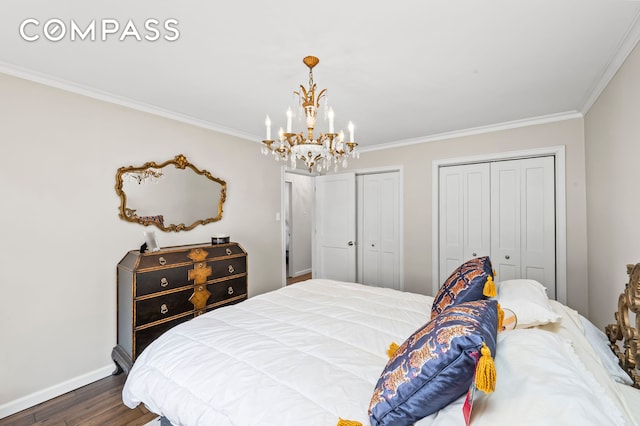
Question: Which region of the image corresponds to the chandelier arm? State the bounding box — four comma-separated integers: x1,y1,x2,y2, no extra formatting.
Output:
316,89,327,109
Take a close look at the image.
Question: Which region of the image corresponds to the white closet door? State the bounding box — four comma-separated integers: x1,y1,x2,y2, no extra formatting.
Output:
438,163,491,284
490,162,522,281
358,172,401,289
491,157,556,298
314,173,356,282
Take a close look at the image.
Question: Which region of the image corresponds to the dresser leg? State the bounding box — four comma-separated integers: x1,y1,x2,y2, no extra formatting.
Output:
111,345,132,375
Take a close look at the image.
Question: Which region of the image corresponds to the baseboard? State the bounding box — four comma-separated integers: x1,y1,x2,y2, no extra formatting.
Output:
0,364,114,419
292,268,311,277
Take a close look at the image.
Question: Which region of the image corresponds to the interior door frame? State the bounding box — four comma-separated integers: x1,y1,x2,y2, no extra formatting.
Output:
431,145,567,304
280,166,318,287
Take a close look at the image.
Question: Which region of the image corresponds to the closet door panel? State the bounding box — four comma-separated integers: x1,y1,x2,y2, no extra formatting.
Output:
439,168,464,284
463,165,491,260
362,176,380,286
491,162,521,280
315,173,356,282
379,174,400,289
358,172,401,290
520,156,556,298
439,164,490,284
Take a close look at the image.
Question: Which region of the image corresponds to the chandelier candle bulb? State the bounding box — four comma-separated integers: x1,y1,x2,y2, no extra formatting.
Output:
328,107,335,133
286,107,293,133
265,115,271,140
348,121,354,142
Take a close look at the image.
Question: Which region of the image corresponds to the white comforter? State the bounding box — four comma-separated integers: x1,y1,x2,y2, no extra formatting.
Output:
122,279,637,425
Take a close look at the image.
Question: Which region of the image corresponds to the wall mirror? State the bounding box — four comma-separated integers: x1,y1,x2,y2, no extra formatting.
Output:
115,154,226,232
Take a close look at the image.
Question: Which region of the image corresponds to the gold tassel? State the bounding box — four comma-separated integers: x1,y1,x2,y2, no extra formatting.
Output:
387,342,399,358
475,342,496,394
337,418,363,426
497,303,504,331
483,276,497,298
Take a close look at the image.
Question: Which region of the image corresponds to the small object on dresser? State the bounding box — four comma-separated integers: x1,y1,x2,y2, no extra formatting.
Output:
211,234,230,245
144,230,160,252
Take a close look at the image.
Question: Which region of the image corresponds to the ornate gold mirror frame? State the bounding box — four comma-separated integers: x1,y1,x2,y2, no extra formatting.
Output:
606,263,640,388
115,154,227,232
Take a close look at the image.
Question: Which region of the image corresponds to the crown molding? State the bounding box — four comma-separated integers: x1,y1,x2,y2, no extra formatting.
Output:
359,111,583,153
0,58,604,154
580,11,640,113
0,61,259,143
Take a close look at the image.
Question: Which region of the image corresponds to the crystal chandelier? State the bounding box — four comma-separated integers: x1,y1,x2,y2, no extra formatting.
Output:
122,168,163,184
261,56,359,173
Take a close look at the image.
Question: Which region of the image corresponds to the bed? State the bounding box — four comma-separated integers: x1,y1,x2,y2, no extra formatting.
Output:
122,260,640,425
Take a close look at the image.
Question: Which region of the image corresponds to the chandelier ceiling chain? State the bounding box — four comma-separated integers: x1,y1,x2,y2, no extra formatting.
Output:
261,56,359,173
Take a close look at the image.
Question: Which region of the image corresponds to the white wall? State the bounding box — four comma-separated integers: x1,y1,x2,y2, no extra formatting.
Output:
345,119,590,316
0,72,283,416
585,41,640,331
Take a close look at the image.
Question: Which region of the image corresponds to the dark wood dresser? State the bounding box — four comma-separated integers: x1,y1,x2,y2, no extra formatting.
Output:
111,242,247,374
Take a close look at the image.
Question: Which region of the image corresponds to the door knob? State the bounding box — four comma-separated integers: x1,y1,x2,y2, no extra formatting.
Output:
505,255,510,260
348,241,354,246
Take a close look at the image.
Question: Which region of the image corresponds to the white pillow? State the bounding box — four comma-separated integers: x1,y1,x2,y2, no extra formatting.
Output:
497,279,561,328
579,314,633,385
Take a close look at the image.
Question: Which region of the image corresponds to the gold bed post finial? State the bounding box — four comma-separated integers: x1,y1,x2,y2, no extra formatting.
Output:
606,263,640,388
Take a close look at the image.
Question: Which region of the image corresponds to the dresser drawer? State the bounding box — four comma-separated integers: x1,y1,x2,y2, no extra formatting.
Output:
137,250,195,269
208,244,245,258
208,256,247,280
134,315,191,359
136,288,194,326
137,244,243,269
207,276,247,305
135,266,191,297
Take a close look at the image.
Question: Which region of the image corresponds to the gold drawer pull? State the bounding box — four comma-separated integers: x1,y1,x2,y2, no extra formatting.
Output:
226,248,232,255
228,286,234,295
160,304,168,314
159,257,167,266
160,277,169,288
228,265,235,274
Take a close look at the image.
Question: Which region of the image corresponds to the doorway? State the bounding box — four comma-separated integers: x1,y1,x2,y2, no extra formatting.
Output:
281,166,403,289
283,170,314,284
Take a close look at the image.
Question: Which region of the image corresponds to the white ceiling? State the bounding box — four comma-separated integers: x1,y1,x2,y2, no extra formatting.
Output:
1,1,640,149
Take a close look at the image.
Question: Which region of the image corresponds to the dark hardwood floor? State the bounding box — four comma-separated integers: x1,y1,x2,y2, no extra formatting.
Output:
286,272,312,285
0,373,156,426
2,273,310,426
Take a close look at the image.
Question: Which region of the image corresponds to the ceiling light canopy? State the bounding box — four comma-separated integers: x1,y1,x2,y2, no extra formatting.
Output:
261,56,359,173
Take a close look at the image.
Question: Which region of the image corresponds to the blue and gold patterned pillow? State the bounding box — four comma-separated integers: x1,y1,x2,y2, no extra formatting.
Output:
431,256,494,319
369,299,498,426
